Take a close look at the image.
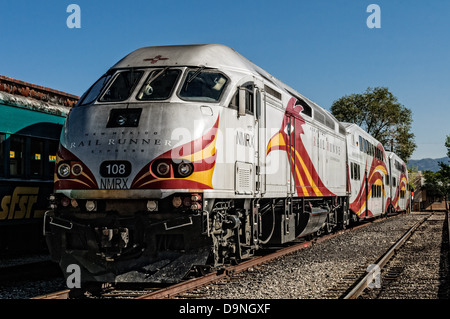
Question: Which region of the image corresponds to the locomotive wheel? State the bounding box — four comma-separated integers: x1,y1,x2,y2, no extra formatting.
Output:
342,211,350,229
324,220,333,234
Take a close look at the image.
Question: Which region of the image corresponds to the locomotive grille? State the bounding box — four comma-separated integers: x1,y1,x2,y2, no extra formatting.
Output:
235,161,253,195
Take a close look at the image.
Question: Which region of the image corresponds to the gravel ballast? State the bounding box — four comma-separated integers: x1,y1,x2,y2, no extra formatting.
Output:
198,213,435,299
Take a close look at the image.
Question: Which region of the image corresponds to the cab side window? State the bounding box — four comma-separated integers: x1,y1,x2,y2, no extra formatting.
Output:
229,83,254,115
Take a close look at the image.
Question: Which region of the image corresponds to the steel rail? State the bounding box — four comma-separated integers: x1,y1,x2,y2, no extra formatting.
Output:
342,213,431,299
33,289,70,299
137,217,389,299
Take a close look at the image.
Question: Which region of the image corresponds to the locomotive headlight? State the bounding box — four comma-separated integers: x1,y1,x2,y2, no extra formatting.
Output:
172,196,182,208
116,115,127,126
71,199,79,208
86,200,97,212
57,163,71,178
156,162,170,176
178,163,193,177
61,196,70,207
146,200,158,212
71,163,83,176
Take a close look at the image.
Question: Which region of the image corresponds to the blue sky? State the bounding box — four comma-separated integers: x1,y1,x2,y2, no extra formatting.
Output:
1,0,449,160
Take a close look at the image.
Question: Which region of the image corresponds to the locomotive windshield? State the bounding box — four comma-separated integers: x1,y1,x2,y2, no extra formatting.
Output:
178,69,228,102
77,67,228,105
100,70,143,102
78,73,112,105
136,68,181,100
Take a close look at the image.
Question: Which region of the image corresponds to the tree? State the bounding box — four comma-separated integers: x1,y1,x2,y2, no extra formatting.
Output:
445,134,450,157
423,165,450,211
423,136,450,211
330,87,416,161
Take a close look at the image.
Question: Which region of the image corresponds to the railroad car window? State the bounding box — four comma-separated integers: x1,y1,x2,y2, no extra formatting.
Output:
286,91,313,117
255,89,261,119
351,162,360,180
353,163,357,180
350,163,354,179
79,73,111,105
0,134,4,176
295,98,312,117
385,174,390,185
229,84,254,115
48,140,58,179
10,135,25,177
325,116,335,130
243,84,254,114
30,138,44,178
100,71,143,102
264,85,282,100
137,69,181,101
179,70,228,102
314,111,325,124
359,136,363,151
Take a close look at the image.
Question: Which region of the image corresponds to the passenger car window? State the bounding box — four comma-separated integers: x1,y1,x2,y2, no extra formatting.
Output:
0,134,4,176
10,135,25,177
179,70,228,102
137,69,180,100
30,138,44,178
100,71,143,102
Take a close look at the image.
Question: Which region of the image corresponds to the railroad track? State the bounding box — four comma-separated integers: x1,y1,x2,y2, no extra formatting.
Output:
336,211,450,299
33,211,450,300
34,213,398,299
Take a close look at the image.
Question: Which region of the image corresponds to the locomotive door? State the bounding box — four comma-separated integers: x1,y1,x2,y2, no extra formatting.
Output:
364,170,369,217
286,113,296,195
255,84,264,195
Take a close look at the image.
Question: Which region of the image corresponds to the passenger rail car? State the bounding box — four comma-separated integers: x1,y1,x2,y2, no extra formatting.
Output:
0,84,71,253
386,152,410,213
44,44,409,285
343,123,389,219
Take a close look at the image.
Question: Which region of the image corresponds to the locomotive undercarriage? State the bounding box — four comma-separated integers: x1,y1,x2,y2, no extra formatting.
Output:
44,193,351,286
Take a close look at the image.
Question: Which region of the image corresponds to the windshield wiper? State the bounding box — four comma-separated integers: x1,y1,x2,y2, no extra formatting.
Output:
146,66,169,85
187,65,206,83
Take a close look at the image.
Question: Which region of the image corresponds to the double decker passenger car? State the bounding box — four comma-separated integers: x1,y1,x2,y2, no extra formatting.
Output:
343,123,389,219
386,151,410,213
